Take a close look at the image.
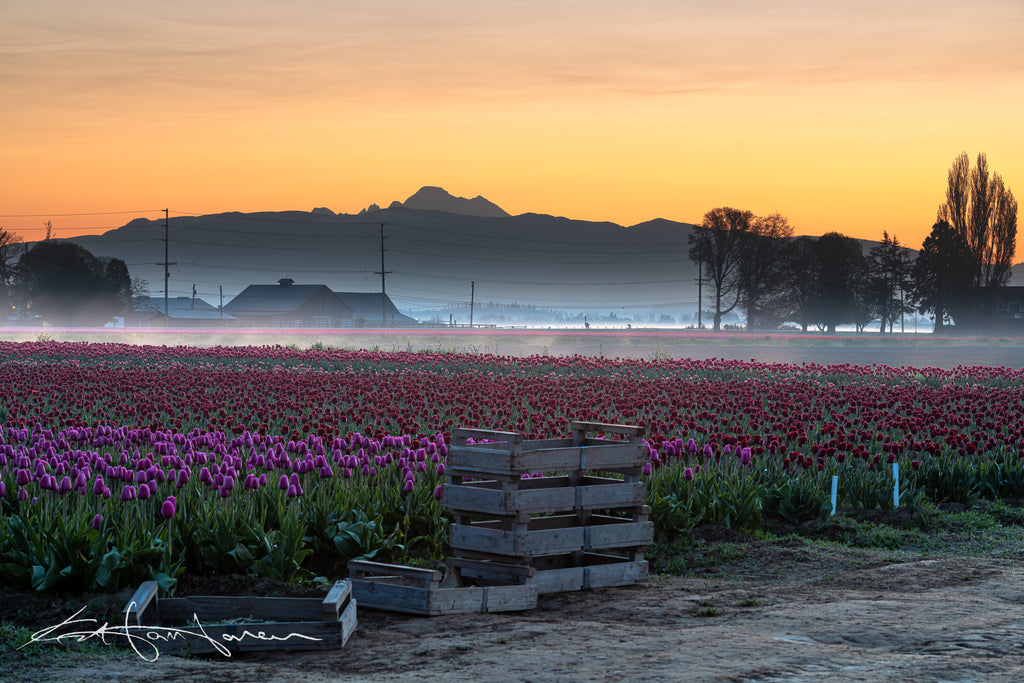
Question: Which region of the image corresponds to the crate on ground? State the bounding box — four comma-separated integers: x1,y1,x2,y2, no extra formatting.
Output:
444,421,652,594
348,560,537,615
123,579,357,656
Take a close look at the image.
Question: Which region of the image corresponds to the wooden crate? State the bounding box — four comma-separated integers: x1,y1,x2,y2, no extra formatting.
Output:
123,579,357,656
448,421,647,476
452,552,649,595
443,474,646,516
348,560,537,615
444,421,651,594
449,513,653,559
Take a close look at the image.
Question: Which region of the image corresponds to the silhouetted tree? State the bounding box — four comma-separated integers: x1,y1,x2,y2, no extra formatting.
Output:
910,220,973,334
737,212,794,329
776,236,818,331
15,241,134,325
864,232,913,333
0,227,22,323
689,207,753,331
936,152,1018,326
808,232,865,334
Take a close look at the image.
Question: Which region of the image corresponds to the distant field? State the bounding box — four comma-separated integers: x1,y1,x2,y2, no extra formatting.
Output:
3,326,1023,369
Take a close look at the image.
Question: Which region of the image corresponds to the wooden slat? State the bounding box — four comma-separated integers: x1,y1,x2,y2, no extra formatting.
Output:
157,595,324,623
148,620,349,655
529,558,649,594
452,428,522,444
449,518,653,558
348,560,442,584
513,438,575,451
569,421,646,437
425,585,537,615
443,480,646,516
445,557,536,583
350,580,431,614
340,597,358,643
124,580,159,625
322,580,352,621
350,577,536,615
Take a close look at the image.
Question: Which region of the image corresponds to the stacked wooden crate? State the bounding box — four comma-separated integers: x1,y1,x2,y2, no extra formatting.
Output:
443,421,652,594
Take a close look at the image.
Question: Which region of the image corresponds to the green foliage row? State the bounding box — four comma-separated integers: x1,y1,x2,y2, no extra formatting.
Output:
0,466,448,595
647,448,1024,541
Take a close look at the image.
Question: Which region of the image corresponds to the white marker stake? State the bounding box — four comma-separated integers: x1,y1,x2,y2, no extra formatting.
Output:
831,475,838,516
893,462,900,508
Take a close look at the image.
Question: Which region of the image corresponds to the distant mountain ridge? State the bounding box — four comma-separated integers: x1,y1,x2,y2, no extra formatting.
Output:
54,186,1021,323
360,186,510,218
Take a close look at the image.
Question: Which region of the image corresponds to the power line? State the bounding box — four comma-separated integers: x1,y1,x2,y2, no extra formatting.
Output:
0,209,162,218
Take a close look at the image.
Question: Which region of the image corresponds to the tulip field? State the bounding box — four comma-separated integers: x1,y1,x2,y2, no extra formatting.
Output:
2,340,1024,595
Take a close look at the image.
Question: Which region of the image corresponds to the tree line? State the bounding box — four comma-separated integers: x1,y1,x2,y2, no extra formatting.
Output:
0,236,142,326
690,152,1018,334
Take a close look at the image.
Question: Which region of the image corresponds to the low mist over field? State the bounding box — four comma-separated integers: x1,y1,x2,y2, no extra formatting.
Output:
8,328,1024,370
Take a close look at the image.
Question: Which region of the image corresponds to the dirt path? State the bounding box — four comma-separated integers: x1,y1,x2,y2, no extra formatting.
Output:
16,548,1024,683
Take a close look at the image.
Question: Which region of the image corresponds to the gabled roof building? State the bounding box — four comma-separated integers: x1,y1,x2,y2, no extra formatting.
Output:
223,278,353,328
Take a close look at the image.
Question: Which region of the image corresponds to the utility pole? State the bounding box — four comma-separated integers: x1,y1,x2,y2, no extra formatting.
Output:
469,281,475,328
219,285,223,320
373,222,393,327
155,209,176,327
696,259,703,329
191,284,196,310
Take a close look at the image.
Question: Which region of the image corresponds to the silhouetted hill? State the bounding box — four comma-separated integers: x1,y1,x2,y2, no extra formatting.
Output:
67,194,698,323
381,186,510,218
63,188,927,325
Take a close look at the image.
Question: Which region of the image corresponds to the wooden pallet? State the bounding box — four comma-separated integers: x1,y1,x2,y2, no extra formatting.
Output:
348,560,537,615
123,579,357,656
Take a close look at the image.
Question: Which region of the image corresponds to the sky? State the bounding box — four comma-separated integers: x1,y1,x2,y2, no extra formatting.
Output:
1,0,1022,250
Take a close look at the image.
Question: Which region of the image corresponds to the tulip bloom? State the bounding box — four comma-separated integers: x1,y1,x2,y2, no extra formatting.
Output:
160,498,176,519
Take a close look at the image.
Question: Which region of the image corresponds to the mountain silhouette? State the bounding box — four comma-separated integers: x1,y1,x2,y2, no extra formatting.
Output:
57,187,958,325
383,186,510,218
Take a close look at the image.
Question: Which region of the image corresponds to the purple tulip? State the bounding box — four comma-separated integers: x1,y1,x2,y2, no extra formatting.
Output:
91,514,103,530
403,479,414,493
121,485,137,500
684,467,694,480
433,484,443,500
160,498,176,519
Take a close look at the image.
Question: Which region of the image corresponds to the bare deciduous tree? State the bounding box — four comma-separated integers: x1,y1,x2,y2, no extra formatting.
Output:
689,207,753,331
937,152,1017,295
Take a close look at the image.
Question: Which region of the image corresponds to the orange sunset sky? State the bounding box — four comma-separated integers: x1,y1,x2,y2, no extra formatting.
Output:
1,0,1021,251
